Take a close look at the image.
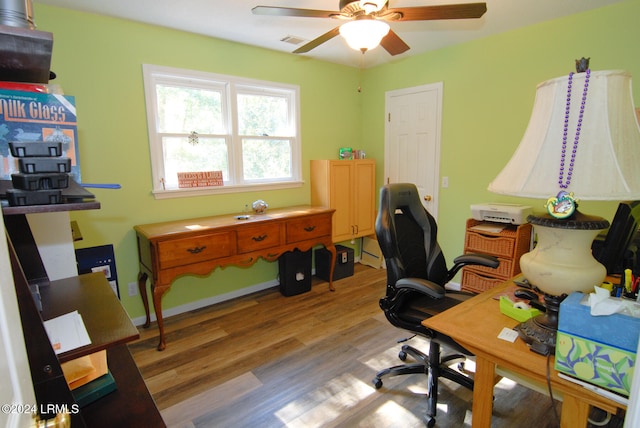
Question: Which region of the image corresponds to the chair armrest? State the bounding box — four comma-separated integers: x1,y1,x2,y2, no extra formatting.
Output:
447,253,500,282
453,253,500,268
396,277,445,299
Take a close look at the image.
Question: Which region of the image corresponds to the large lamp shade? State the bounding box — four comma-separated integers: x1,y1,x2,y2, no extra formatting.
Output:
489,70,640,201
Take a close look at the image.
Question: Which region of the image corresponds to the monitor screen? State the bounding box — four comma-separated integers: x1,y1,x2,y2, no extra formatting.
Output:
593,201,640,275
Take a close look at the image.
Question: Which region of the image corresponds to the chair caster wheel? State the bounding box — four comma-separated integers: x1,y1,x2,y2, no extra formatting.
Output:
427,417,436,428
398,350,407,361
373,378,383,389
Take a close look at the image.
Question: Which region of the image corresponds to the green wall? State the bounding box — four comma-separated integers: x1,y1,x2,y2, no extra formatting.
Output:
361,0,640,267
33,0,640,319
35,4,362,318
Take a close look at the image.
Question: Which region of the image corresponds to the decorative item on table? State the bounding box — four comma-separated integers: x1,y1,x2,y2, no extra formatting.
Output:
252,199,268,214
353,149,366,159
339,147,353,160
487,58,640,355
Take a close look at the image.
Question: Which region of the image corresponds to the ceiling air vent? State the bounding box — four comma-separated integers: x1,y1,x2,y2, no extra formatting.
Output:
280,35,306,46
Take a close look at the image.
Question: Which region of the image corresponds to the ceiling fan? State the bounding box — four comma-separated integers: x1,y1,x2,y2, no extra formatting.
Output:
252,1,487,55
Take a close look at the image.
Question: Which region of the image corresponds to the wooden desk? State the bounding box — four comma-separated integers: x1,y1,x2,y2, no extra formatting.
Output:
135,205,336,351
422,279,626,428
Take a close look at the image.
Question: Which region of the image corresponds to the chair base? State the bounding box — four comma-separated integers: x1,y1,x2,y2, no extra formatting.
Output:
372,342,473,427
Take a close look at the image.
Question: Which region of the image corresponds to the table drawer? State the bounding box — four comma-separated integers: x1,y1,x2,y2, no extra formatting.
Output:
465,231,516,258
466,255,516,278
461,269,506,294
286,214,331,243
237,223,282,254
157,232,233,269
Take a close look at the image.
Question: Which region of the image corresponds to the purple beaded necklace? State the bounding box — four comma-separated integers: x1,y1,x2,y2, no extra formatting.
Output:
546,68,590,219
558,69,591,189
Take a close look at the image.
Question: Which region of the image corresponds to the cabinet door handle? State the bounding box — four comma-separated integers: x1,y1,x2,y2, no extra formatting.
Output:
252,235,267,242
304,226,316,232
187,246,206,254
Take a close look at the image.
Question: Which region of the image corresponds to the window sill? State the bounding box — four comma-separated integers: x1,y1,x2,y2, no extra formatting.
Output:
151,180,304,199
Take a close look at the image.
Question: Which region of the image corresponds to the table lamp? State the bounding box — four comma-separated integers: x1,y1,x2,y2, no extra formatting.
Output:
488,60,640,353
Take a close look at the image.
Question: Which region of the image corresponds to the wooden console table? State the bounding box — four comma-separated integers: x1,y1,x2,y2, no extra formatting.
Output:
135,205,336,351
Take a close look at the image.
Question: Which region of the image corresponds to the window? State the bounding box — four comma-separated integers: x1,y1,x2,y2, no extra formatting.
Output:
142,64,301,198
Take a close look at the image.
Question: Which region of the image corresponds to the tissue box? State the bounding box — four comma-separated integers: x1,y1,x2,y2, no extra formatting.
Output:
555,292,640,396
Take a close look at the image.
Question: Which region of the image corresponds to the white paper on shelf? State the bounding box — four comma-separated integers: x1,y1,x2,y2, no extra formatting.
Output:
470,224,506,234
43,310,91,354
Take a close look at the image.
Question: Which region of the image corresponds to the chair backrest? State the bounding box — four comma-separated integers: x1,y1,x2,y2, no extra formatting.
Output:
375,183,449,295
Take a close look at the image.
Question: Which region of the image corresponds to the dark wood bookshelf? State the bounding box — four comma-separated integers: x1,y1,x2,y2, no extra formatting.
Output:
4,202,164,426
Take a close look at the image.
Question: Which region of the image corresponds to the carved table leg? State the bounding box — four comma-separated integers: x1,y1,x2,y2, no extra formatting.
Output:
326,244,337,292
137,272,151,328
153,283,171,351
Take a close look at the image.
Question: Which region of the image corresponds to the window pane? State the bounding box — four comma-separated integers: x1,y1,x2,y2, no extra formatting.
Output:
162,136,228,189
242,139,291,180
237,94,289,136
156,85,224,134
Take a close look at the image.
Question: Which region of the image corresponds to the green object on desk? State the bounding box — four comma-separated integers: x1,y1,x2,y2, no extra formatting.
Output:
499,296,542,322
72,371,117,408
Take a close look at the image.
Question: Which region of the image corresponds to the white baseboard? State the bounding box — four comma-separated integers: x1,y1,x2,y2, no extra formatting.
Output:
445,281,461,291
130,278,280,326
130,258,363,327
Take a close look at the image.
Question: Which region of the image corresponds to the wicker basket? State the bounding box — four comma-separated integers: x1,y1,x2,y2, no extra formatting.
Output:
464,219,531,259
461,269,505,294
461,218,532,293
471,257,515,278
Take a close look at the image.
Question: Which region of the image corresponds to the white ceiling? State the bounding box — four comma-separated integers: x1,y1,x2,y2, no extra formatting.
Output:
34,0,624,68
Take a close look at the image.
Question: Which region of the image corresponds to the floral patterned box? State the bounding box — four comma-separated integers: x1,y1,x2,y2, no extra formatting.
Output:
555,292,640,396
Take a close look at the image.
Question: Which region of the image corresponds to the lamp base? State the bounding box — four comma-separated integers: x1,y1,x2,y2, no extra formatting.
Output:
520,210,609,296
515,294,566,355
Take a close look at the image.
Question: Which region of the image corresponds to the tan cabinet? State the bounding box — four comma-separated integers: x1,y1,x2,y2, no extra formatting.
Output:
311,159,376,242
461,219,532,293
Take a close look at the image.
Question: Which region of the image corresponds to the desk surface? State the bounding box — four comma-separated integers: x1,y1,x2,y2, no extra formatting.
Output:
40,272,139,363
422,279,626,426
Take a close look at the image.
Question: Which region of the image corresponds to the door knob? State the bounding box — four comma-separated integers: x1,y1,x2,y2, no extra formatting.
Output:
424,195,432,201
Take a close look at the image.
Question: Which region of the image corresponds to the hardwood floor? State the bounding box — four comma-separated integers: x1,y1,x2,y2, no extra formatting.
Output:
128,264,620,427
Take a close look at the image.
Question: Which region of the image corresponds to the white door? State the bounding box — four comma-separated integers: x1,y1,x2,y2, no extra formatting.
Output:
384,82,443,219
0,215,37,428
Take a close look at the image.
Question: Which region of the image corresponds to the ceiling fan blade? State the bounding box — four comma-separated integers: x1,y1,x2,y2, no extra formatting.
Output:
252,6,338,19
293,27,341,54
380,30,410,56
387,2,487,21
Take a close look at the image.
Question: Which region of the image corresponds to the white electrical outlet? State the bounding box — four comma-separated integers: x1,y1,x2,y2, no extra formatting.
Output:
128,282,138,297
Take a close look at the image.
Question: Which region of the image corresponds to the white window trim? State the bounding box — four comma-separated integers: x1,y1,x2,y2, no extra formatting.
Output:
142,64,303,199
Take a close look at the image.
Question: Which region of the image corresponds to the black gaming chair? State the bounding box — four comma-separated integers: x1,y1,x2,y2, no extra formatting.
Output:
372,183,499,427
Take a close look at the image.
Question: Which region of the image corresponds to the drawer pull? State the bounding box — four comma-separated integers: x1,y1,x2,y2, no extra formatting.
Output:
304,225,316,232
252,235,267,242
186,246,206,254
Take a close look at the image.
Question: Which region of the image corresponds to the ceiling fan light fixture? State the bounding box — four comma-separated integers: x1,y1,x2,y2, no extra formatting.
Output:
339,18,390,52
359,0,387,14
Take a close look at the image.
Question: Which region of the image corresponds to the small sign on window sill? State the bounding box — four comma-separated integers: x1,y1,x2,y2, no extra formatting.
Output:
177,171,223,188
